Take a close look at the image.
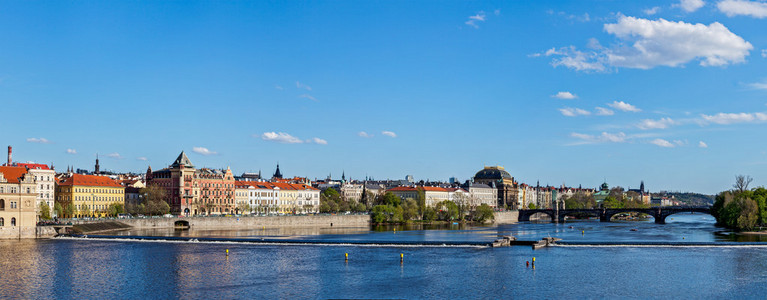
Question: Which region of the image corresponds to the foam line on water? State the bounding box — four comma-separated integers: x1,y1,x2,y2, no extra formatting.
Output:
54,235,490,248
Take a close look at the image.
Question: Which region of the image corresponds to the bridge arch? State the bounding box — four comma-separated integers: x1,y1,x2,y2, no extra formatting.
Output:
603,210,656,222
518,209,556,222
656,207,713,224
174,220,190,229
560,210,601,222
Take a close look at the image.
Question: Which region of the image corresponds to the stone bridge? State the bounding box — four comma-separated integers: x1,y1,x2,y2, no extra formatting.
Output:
518,206,712,224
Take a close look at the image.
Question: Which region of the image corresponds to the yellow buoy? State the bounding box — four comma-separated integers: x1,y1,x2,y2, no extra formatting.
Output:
400,253,404,263
226,249,229,255
345,253,348,261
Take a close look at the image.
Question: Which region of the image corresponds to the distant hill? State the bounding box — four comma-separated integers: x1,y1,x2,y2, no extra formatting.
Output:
657,191,715,206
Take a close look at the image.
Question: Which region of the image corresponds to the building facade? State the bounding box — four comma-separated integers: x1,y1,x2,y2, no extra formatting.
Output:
472,166,519,209
55,174,125,218
0,166,38,238
147,152,235,216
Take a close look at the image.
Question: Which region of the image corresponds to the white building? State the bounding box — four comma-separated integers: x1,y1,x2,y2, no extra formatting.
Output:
20,164,56,218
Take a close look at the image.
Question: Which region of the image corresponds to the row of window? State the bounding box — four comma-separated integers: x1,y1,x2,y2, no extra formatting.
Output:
75,196,121,202
0,217,15,226
74,188,122,194
0,200,18,210
0,187,31,194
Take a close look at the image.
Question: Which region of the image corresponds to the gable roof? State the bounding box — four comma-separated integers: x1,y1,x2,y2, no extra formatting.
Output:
0,166,29,184
58,174,122,188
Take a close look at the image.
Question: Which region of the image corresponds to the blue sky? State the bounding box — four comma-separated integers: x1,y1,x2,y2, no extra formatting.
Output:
2,0,766,194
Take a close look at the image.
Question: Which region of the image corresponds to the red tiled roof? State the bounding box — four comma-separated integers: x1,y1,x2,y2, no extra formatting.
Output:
58,174,122,187
16,163,51,170
0,166,29,184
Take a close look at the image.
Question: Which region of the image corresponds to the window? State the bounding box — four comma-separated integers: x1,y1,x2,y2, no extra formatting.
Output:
0,199,3,210
10,202,16,209
0,218,3,226
10,217,15,226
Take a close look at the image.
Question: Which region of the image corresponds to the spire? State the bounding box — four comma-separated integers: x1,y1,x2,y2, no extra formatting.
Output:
342,170,346,181
95,153,100,174
273,163,283,179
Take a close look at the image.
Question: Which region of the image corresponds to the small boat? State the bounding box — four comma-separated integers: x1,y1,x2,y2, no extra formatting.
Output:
630,228,638,232
568,226,574,229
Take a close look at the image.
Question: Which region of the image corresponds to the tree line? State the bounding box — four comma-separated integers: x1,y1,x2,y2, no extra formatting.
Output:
317,187,496,224
712,175,767,231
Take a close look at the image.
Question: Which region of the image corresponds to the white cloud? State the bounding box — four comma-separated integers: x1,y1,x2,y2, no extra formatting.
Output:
552,91,578,99
261,132,304,144
309,137,328,145
559,107,591,117
595,107,614,116
494,9,501,16
699,141,708,148
644,6,661,15
66,149,77,154
296,81,312,91
717,0,767,18
607,101,641,112
358,131,373,138
541,16,753,71
137,157,148,161
762,49,767,57
107,152,123,159
26,137,52,144
748,79,767,90
465,11,487,29
650,138,676,148
541,46,608,72
570,132,628,144
192,147,217,156
676,0,706,12
700,112,767,124
298,94,317,101
382,131,397,138
637,117,676,129
275,85,283,90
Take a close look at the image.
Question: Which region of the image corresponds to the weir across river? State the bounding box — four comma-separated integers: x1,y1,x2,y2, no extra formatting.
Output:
518,206,712,224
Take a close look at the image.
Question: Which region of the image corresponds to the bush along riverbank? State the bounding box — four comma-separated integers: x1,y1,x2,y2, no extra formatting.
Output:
711,176,767,231
368,191,495,225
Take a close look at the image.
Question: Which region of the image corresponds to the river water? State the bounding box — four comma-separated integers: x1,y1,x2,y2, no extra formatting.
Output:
2,213,767,299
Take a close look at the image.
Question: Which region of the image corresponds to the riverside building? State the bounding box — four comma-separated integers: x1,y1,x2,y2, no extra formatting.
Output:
0,166,38,238
55,174,125,218
146,151,235,216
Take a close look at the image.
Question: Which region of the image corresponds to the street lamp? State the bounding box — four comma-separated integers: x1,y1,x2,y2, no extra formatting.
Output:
91,193,95,219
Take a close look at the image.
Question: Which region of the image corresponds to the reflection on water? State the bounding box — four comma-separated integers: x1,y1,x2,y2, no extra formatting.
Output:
4,213,767,298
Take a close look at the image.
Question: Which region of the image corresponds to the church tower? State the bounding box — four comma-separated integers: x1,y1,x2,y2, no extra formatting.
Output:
95,154,100,174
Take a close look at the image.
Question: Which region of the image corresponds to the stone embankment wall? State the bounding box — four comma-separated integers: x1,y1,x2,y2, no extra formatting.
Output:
0,226,57,239
73,214,371,229
493,211,519,225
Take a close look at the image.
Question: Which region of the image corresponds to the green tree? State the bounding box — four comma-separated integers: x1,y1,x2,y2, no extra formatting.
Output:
65,203,75,218
435,200,459,221
416,188,426,220
38,202,52,220
80,205,91,218
107,203,124,217
381,192,401,207
54,202,63,218
527,203,537,209
371,205,390,223
473,204,495,223
602,196,623,209
402,198,419,221
423,207,437,222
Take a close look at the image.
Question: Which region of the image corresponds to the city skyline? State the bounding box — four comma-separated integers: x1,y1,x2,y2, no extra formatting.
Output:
3,1,767,194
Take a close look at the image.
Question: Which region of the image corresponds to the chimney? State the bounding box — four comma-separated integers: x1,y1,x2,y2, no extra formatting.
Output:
7,145,11,166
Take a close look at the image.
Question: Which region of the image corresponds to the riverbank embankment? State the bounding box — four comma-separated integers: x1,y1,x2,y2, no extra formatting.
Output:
71,214,371,232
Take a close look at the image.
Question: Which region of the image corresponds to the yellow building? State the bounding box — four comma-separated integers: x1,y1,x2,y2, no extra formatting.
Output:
0,166,38,239
56,174,125,218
